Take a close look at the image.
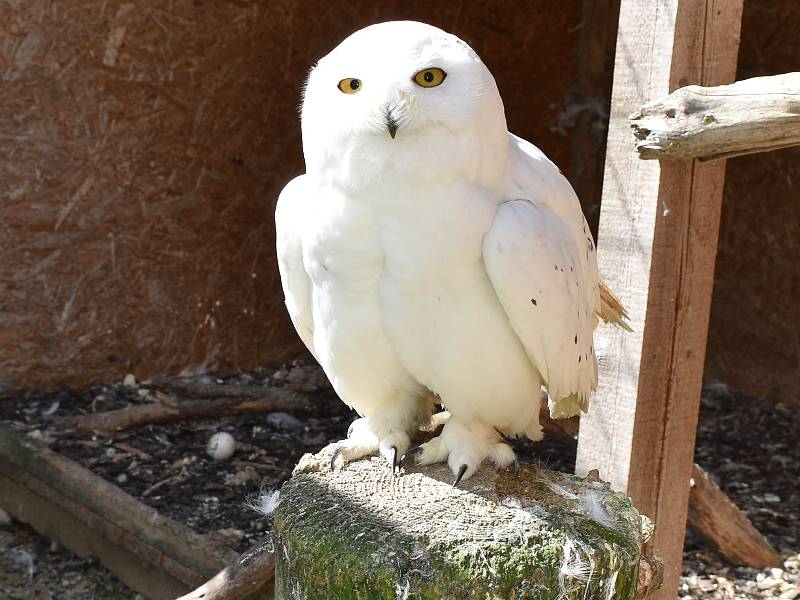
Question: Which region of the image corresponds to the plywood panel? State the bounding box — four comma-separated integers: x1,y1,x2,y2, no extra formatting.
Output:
0,1,584,391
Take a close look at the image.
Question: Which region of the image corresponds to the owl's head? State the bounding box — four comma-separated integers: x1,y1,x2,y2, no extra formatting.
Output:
301,21,508,188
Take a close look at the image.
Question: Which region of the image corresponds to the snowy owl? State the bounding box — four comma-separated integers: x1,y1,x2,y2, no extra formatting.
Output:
276,21,629,485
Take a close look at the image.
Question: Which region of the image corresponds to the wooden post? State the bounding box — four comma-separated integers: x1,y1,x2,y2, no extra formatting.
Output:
575,1,743,597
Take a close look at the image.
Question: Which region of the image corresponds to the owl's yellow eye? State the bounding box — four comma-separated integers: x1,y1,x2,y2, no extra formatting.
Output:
337,78,362,94
413,67,447,88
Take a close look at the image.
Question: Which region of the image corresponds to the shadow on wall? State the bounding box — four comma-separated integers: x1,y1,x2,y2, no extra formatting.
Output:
704,0,800,406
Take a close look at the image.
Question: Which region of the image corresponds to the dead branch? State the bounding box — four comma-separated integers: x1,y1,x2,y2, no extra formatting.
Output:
630,72,800,161
147,366,330,399
177,539,275,600
53,388,315,432
147,375,279,399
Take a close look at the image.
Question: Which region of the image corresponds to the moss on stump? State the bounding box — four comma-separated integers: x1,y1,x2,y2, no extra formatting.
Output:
273,445,661,599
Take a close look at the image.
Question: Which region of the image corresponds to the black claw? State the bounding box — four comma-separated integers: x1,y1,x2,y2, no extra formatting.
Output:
513,458,521,478
452,464,468,488
399,446,423,470
330,446,343,471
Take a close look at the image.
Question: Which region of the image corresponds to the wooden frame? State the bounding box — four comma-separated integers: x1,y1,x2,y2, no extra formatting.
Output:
575,1,744,597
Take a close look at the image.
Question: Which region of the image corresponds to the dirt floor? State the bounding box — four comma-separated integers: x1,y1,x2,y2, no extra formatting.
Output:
0,511,138,600
0,362,798,599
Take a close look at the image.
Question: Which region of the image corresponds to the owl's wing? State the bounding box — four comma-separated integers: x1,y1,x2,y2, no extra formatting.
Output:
275,175,316,358
482,135,600,418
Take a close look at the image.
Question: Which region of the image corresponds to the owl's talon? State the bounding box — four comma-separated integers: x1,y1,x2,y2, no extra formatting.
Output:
399,446,423,470
330,446,343,471
452,464,468,488
389,446,398,473
512,458,521,478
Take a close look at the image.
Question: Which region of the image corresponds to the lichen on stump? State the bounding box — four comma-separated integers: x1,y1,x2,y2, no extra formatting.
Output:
272,445,661,599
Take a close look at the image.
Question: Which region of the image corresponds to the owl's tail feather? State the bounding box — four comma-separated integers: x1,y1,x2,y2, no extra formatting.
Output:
596,279,633,332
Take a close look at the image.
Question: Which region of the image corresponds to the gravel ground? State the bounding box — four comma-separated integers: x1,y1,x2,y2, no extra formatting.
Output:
1,364,798,599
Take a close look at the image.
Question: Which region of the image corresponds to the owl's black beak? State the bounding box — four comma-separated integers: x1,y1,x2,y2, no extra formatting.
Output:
386,116,398,139
385,109,398,139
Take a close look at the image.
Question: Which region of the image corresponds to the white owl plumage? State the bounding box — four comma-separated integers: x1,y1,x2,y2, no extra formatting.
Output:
276,21,628,483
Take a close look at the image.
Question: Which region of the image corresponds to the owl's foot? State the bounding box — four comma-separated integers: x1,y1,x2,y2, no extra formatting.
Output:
330,417,411,473
400,418,516,485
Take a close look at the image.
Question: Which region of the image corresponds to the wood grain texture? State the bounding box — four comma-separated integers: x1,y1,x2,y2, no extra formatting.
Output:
575,0,743,597
631,73,800,160
687,464,781,568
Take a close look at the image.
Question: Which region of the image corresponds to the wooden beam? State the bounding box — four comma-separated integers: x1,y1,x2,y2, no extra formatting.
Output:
0,472,190,600
575,1,743,597
631,73,800,161
0,423,239,598
688,464,781,568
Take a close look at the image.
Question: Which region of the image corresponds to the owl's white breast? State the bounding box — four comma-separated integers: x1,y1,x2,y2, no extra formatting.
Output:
365,178,541,432
300,183,421,415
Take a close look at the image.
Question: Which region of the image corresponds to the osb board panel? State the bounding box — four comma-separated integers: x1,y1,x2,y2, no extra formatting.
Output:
0,1,582,391
704,0,800,406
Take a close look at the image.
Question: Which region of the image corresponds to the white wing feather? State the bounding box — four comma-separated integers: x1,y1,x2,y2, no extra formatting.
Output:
275,175,316,358
483,135,600,418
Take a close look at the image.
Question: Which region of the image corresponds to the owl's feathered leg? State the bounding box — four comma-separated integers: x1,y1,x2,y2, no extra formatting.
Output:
330,416,411,472
402,417,516,484
330,393,434,472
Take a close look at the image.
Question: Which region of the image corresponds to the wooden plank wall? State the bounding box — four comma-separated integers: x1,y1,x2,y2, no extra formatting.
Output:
575,1,743,597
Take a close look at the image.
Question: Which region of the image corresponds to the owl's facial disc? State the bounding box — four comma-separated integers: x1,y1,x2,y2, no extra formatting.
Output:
301,21,508,183
337,67,447,140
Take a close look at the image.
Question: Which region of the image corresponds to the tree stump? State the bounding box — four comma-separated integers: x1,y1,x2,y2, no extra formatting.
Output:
272,445,662,599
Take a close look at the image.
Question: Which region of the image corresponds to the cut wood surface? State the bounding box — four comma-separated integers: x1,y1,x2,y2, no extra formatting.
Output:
0,423,238,599
631,73,800,161
575,1,744,597
272,444,662,599
688,464,781,568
